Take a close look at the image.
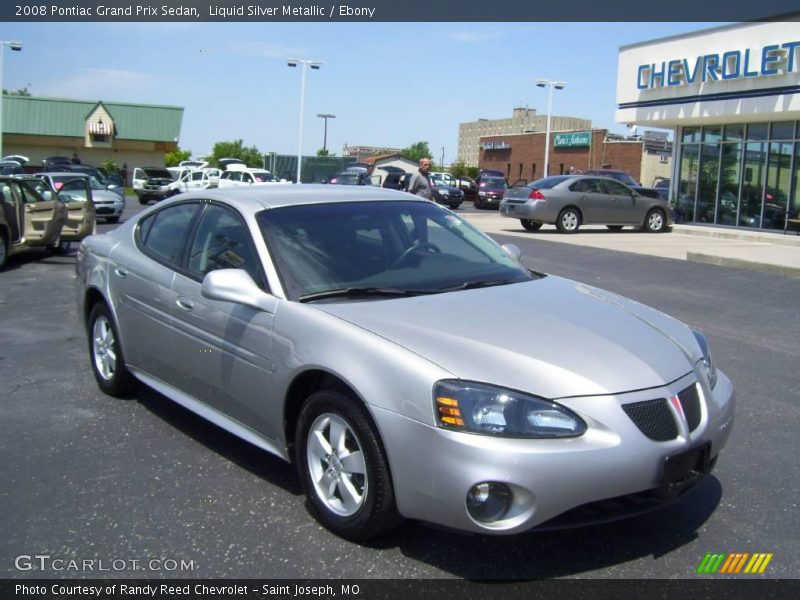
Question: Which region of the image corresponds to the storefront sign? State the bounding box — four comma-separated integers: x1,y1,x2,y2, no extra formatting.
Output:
637,40,800,89
481,141,510,150
553,132,592,148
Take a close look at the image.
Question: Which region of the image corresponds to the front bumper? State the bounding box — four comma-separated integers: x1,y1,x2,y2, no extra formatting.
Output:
373,369,734,534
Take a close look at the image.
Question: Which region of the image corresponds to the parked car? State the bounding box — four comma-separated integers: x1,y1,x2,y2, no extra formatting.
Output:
431,182,464,209
1,175,95,270
381,171,407,190
41,156,73,171
329,171,372,185
36,172,126,223
429,172,458,187
0,160,24,175
474,177,507,209
132,167,180,204
217,168,286,188
500,175,673,233
75,185,733,541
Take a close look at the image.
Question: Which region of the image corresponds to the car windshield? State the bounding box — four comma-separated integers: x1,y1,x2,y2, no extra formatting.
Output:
480,178,507,190
334,173,361,185
143,168,174,179
252,171,277,182
530,176,571,189
257,200,535,301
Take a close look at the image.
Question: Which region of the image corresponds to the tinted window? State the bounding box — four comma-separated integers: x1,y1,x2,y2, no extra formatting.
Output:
530,176,570,189
601,180,632,196
569,179,603,193
140,203,199,265
480,178,507,190
187,204,262,286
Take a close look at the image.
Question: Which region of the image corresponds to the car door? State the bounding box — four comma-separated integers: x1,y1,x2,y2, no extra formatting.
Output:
169,202,278,438
569,178,614,223
602,180,641,224
54,178,96,241
109,201,201,382
2,180,64,246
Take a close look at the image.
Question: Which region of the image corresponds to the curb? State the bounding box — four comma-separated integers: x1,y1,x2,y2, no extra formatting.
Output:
687,252,800,279
675,225,800,247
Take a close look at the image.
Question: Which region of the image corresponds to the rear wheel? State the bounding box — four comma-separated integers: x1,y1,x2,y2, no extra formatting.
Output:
296,389,401,541
607,225,624,232
520,219,542,232
88,302,137,397
138,198,149,205
643,209,667,233
556,207,582,233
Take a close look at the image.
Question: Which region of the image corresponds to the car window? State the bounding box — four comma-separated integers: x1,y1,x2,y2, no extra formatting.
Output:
601,180,632,196
139,203,200,266
12,180,49,203
570,179,603,193
187,204,263,286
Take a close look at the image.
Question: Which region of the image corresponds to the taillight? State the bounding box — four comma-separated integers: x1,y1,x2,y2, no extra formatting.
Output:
529,189,545,201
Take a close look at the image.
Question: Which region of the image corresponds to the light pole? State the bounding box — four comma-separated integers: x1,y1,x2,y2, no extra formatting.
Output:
536,79,566,177
287,58,321,183
0,40,23,160
317,113,335,153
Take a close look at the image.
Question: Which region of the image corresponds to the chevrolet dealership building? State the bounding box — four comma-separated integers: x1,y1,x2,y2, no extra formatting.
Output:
617,21,800,230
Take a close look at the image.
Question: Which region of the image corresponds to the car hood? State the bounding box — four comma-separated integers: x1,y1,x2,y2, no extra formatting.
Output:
315,276,700,399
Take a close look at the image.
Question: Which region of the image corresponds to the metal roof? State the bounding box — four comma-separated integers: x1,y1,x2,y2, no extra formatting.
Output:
2,95,183,142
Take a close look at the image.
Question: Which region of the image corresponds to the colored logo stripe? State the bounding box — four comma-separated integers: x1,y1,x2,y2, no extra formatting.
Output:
696,553,773,574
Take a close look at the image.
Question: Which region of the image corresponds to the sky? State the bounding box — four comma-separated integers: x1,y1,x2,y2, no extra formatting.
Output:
1,21,721,164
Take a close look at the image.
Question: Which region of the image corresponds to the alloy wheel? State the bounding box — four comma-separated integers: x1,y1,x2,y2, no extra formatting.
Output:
92,315,118,381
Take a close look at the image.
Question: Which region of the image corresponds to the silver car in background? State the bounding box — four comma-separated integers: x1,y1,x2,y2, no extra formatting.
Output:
500,175,673,233
37,172,126,223
75,186,732,540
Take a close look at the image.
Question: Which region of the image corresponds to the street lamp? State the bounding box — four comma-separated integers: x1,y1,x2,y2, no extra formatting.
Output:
536,79,566,178
287,58,321,183
0,40,23,159
317,113,335,153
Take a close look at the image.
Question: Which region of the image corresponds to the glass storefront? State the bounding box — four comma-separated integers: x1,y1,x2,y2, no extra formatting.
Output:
675,122,799,230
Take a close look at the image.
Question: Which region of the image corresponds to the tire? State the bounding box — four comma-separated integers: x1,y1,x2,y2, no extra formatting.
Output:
449,203,460,210
296,389,401,541
607,225,624,232
643,209,667,233
87,302,137,397
520,219,542,232
474,199,483,210
556,207,582,233
0,230,8,271
139,198,149,205
107,216,120,224
47,238,68,254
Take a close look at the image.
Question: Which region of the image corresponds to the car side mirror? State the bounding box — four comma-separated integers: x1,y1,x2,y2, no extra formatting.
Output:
501,243,522,262
201,269,277,313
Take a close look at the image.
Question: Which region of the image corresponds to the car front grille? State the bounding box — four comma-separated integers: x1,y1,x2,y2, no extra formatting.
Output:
622,399,678,441
679,384,701,432
622,384,703,441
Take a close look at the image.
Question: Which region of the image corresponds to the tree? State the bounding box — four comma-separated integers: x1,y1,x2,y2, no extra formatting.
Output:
401,141,432,164
316,148,330,157
165,148,192,167
2,86,31,96
206,139,263,168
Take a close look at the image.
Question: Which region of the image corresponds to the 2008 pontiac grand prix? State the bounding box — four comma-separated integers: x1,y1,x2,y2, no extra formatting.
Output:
76,185,734,540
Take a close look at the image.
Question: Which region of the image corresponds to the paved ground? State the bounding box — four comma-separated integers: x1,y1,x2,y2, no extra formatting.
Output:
1,197,798,581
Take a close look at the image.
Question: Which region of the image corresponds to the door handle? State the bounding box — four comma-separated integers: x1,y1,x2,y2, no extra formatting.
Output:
176,297,194,311
114,267,128,278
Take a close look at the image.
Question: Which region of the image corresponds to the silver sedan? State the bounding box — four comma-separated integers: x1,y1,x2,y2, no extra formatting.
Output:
75,185,733,540
500,175,673,233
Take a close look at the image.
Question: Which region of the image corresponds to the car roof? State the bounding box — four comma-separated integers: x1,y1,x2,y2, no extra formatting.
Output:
38,171,90,178
176,183,420,213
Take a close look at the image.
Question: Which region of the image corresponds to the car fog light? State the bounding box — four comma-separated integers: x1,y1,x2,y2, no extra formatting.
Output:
466,482,512,523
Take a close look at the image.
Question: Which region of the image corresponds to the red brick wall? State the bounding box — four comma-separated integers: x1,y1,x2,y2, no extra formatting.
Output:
479,130,644,182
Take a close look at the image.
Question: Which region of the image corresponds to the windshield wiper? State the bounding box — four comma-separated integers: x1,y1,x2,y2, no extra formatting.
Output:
438,279,519,292
299,287,429,303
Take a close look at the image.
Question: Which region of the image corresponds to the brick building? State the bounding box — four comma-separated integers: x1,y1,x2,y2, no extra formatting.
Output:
478,129,671,186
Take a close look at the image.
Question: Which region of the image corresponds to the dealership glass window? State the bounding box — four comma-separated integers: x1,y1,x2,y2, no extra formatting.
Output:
763,142,793,230
676,144,699,222
702,126,722,144
682,127,700,143
715,142,742,226
696,142,720,223
741,142,767,228
723,124,744,142
791,142,800,219
770,121,795,141
746,123,769,141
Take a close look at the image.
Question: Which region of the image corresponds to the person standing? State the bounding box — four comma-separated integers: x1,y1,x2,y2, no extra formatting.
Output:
406,157,433,200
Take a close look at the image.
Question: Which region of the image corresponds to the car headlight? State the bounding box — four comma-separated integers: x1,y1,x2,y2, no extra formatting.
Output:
478,191,486,196
438,189,449,195
692,330,717,389
433,380,586,438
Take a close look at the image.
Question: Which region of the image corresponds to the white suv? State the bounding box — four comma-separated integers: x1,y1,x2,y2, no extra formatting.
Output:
217,167,288,188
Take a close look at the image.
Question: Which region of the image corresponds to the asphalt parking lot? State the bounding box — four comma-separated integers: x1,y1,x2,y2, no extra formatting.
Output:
1,197,798,581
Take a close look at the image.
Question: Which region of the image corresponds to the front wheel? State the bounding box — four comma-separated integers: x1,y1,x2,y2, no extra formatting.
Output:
556,207,582,233
520,219,542,232
643,209,667,233
0,231,8,271
88,302,137,397
296,389,401,541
